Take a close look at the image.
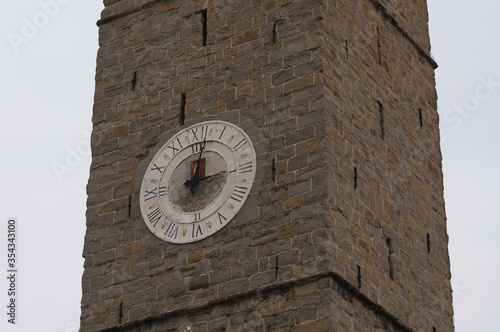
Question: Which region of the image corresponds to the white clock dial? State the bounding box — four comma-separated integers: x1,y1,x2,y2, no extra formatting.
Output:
139,120,256,244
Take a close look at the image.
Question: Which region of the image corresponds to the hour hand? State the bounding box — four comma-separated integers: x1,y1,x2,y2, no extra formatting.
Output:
184,139,207,193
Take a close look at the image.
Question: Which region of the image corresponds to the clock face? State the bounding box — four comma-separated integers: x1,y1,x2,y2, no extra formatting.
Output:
139,120,256,244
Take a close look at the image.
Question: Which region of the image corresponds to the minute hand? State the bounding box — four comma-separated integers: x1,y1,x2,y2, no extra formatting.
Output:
199,170,226,182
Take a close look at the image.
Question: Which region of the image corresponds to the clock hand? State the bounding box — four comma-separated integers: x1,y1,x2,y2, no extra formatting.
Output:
199,170,226,182
189,138,206,194
184,170,225,188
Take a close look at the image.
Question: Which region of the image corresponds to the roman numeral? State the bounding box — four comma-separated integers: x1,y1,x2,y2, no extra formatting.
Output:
159,186,166,197
239,161,253,174
191,142,204,154
147,208,162,227
230,186,248,203
191,126,209,142
167,138,183,155
164,223,178,239
192,223,203,238
218,126,227,139
151,163,165,173
218,212,227,225
200,125,209,140
144,188,157,201
194,213,201,222
191,128,199,141
233,138,247,151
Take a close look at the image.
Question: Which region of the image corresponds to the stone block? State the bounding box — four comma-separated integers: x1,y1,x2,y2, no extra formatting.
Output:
187,248,203,264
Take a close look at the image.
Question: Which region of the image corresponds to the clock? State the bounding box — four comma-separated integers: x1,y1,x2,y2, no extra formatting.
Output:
139,120,256,244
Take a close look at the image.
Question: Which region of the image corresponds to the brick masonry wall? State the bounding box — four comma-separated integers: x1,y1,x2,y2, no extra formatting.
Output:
81,0,453,331
101,275,410,332
373,0,432,52
320,1,452,330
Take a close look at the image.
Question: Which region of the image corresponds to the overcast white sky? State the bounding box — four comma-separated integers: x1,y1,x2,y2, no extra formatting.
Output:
0,1,498,331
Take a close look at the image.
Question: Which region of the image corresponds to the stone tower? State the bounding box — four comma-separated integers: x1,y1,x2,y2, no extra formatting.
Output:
80,0,454,331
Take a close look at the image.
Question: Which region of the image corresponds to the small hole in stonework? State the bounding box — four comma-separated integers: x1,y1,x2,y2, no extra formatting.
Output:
201,9,208,46
386,238,394,280
131,71,137,91
180,93,186,125
376,27,381,65
378,101,385,138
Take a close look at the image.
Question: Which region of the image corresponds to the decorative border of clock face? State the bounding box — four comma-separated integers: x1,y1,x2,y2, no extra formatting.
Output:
139,120,256,244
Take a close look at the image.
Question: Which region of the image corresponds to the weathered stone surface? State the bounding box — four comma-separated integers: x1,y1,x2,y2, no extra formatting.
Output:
81,0,453,331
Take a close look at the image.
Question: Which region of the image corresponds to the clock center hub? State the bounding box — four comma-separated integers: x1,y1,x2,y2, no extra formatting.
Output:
167,151,227,213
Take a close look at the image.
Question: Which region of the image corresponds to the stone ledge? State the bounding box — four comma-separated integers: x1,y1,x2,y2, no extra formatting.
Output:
97,0,163,26
101,271,412,332
369,0,438,69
